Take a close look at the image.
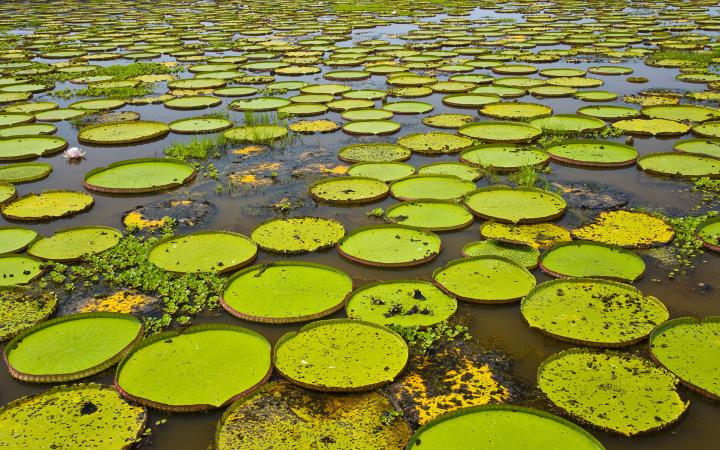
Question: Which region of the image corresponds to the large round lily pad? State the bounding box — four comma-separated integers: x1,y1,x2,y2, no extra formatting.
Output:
697,216,720,252
522,278,667,346
169,117,233,134
251,217,345,254
390,175,475,201
571,210,674,248
637,152,720,178
346,280,457,328
464,186,566,224
406,405,605,450
642,104,720,123
0,135,68,161
27,226,122,262
650,317,720,400
5,312,143,382
0,287,56,341
0,227,37,254
338,143,411,163
348,162,415,182
0,384,146,449
78,121,170,145
481,222,571,249
614,119,690,137
274,319,408,392
433,256,536,304
221,262,352,323
115,324,272,411
310,177,389,205
386,200,473,231
538,349,687,436
545,140,638,167
1,190,93,221
539,241,645,281
83,158,196,193
674,139,720,158
530,114,605,135
459,121,542,143
460,144,549,171
0,255,44,286
215,380,411,450
224,125,289,142
0,162,52,183
148,231,257,274
342,120,401,135
396,132,473,154
338,225,441,267
462,240,540,269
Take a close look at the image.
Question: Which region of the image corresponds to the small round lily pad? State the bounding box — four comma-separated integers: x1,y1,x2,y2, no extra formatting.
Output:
697,216,720,252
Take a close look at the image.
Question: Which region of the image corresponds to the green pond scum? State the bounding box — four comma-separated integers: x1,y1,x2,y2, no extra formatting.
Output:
2,0,720,449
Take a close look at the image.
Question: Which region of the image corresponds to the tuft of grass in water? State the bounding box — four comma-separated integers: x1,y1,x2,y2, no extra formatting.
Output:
507,164,553,190
389,322,471,354
53,84,153,100
94,62,180,80
649,49,720,66
165,136,228,161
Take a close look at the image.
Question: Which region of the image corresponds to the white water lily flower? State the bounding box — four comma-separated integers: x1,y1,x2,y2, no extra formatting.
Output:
63,147,86,159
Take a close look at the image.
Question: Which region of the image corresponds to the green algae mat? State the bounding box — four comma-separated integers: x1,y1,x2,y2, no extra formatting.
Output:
522,278,667,347
115,324,272,411
77,121,170,145
433,256,536,304
1,190,93,221
250,217,345,253
148,231,257,273
84,158,196,193
346,280,457,328
650,317,720,400
407,405,605,450
337,225,441,267
28,226,122,262
0,287,56,341
464,186,566,223
215,380,411,450
221,262,352,323
538,349,687,436
5,312,143,382
274,319,408,392
0,384,146,449
539,241,645,281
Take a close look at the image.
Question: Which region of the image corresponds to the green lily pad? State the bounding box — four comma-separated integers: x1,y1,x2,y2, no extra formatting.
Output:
442,93,500,108
522,278,667,346
540,241,645,281
348,162,415,182
5,312,143,382
164,96,222,110
0,287,56,341
0,182,15,204
0,227,37,254
0,384,146,449
461,240,540,269
221,262,352,323
530,114,605,135
251,217,345,254
433,256,536,304
274,319,408,391
115,324,272,411
544,139,638,167
0,112,34,128
574,91,618,102
0,135,67,161
169,117,233,134
538,349,687,436
697,216,720,252
83,158,196,193
577,105,640,121
396,132,473,154
215,380,411,450
0,255,43,287
341,108,393,121
390,175,476,201
338,143,411,163
642,104,720,122
637,152,720,178
78,121,170,145
417,162,483,181
674,139,720,158
346,280,457,328
337,225,441,267
382,101,433,114
224,125,289,142
1,190,94,221
0,162,52,183
650,317,720,400
342,120,401,135
148,231,257,274
310,176,389,205
480,102,552,120
229,97,290,111
460,144,549,171
422,114,474,129
70,99,126,111
406,405,605,450
27,226,122,262
34,108,86,122
385,200,473,231
692,120,720,139
459,121,542,143
464,186,566,224
615,119,690,137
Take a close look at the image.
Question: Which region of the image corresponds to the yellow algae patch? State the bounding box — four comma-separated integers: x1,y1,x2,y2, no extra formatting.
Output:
132,74,177,83
172,89,215,96
228,173,273,186
122,211,169,229
230,146,265,156
480,222,571,249
571,210,675,249
78,291,156,314
623,94,680,106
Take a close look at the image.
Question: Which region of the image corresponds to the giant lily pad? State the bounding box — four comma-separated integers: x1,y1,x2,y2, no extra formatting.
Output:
0,227,37,254
338,143,411,163
538,349,687,436
406,405,605,450
310,177,389,205
697,216,720,252
530,115,605,135
571,210,674,248
464,186,566,224
0,135,67,161
342,120,401,135
650,317,720,400
539,241,645,281
385,200,473,231
545,139,638,167
637,152,720,178
480,102,552,120
0,384,146,449
0,182,15,204
522,278,667,346
251,217,345,254
168,117,233,134
27,226,122,262
433,256,536,304
337,225,441,267
78,121,170,145
0,162,52,183
5,312,143,382
1,190,93,221
148,231,257,274
396,132,473,154
462,240,540,269
674,139,720,158
346,280,457,328
348,162,415,182
614,119,690,137
0,287,56,341
460,144,549,171
459,121,542,143
83,158,196,193
0,255,44,286
221,262,352,323
390,175,475,201
481,222,571,249
224,125,288,142
115,324,272,411
642,105,720,123
274,319,408,392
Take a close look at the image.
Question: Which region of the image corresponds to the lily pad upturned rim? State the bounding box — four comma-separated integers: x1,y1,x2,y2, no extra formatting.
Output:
273,318,409,392
0,226,38,254
114,323,272,412
649,316,720,400
0,134,69,161
27,225,122,262
337,224,442,268
1,189,94,222
220,261,352,324
637,152,720,179
463,185,567,224
406,404,606,450
309,176,389,205
4,312,144,383
82,157,197,194
696,216,720,252
544,139,638,168
538,240,646,282
77,120,170,146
